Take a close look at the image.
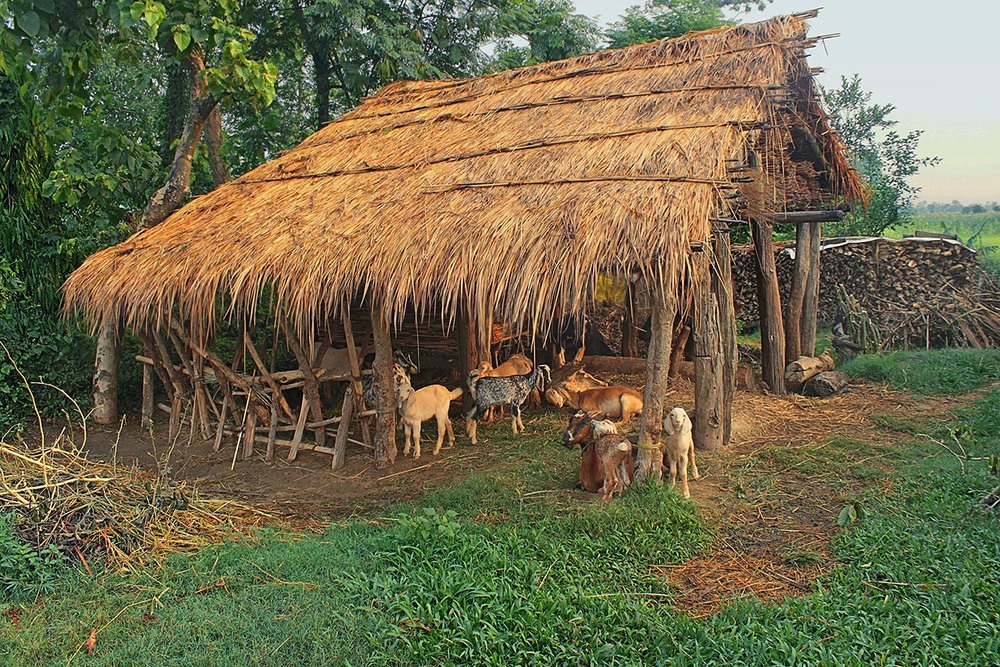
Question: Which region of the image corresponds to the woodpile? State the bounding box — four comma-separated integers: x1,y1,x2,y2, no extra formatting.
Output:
733,237,1000,349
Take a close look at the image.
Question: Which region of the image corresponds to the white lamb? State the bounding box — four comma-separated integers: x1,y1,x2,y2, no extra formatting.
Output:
663,407,700,498
396,382,463,459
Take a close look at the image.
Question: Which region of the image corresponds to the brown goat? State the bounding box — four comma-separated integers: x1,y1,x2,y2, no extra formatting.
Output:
560,386,643,424
561,411,634,501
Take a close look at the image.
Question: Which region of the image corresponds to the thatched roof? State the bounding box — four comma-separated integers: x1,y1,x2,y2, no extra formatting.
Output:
64,12,863,337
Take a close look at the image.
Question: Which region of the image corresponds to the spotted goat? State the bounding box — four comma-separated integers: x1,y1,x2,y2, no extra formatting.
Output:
466,364,550,444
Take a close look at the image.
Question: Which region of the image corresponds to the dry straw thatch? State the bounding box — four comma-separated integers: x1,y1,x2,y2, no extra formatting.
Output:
63,12,862,338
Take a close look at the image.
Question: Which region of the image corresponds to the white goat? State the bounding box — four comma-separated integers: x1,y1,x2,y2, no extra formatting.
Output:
663,407,700,498
396,382,463,459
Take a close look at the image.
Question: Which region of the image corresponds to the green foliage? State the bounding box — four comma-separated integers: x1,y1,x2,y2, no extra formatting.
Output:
824,75,940,237
491,0,600,69
842,348,1000,395
605,0,769,48
0,512,68,599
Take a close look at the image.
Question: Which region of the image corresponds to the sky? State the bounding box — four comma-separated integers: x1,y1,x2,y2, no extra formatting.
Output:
568,0,1000,205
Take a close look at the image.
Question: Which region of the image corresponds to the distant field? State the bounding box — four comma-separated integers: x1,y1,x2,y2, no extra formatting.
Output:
889,212,1000,265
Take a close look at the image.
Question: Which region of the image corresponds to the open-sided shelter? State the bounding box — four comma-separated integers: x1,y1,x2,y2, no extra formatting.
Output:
64,12,865,472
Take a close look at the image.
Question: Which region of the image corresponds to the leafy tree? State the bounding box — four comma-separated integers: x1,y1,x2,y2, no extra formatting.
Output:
823,75,939,237
491,0,600,69
605,0,770,48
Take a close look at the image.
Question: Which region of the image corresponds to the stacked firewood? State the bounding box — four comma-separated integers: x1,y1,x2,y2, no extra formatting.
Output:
733,237,1000,349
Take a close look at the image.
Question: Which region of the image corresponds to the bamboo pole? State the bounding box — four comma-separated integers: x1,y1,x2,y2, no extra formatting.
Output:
287,397,311,462
332,385,355,470
243,331,295,422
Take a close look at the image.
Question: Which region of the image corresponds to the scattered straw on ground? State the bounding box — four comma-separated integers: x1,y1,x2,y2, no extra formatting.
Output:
0,434,281,570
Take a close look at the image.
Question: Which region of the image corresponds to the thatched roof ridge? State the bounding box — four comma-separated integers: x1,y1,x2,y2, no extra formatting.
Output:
63,12,864,338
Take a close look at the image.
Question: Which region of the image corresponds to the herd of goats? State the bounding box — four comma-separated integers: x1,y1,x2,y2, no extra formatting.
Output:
340,348,699,502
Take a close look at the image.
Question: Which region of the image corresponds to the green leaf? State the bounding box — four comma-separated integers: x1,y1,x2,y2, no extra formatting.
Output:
173,28,191,52
837,504,858,527
16,11,41,38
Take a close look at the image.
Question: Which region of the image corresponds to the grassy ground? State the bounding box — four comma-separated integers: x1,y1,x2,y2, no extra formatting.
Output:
2,350,1000,666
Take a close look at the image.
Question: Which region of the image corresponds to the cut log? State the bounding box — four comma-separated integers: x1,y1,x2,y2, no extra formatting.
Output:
584,355,648,375
803,370,849,397
784,349,835,389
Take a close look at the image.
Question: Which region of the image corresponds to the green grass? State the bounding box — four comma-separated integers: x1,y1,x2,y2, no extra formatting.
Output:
842,348,1000,395
890,211,1000,256
4,360,1000,665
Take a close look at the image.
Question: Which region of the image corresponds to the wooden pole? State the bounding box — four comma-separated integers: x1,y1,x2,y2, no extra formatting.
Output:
636,276,675,484
785,222,810,364
92,317,120,424
750,219,786,395
457,300,479,413
140,340,154,430
280,319,326,448
371,301,398,469
622,281,638,357
712,227,738,446
332,384,355,470
800,222,822,357
693,247,724,451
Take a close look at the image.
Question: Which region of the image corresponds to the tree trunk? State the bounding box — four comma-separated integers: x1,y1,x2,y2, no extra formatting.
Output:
92,318,120,425
751,219,786,394
371,303,397,469
203,106,231,186
636,279,675,484
139,50,217,229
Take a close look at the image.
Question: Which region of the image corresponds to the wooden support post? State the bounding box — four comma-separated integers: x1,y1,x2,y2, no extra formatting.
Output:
693,247,724,451
750,219,786,395
280,320,326,448
622,281,638,357
371,302,397,469
213,394,229,452
667,324,690,379
266,401,278,462
785,222,810,364
288,396,311,462
244,331,295,422
92,317,120,425
712,227,738,446
636,277,675,484
332,384,355,470
457,300,479,413
141,340,155,430
801,222,822,357
242,407,257,459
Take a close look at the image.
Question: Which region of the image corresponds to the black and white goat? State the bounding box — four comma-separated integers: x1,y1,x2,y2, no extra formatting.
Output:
466,364,550,444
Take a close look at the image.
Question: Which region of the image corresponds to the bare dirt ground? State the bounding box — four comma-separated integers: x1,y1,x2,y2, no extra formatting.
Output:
54,375,981,615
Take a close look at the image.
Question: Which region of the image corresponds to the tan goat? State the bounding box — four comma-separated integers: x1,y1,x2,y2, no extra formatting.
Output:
663,407,700,498
559,386,643,424
396,382,463,459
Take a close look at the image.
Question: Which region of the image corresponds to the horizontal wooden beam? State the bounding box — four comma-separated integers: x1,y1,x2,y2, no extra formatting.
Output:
711,209,846,226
